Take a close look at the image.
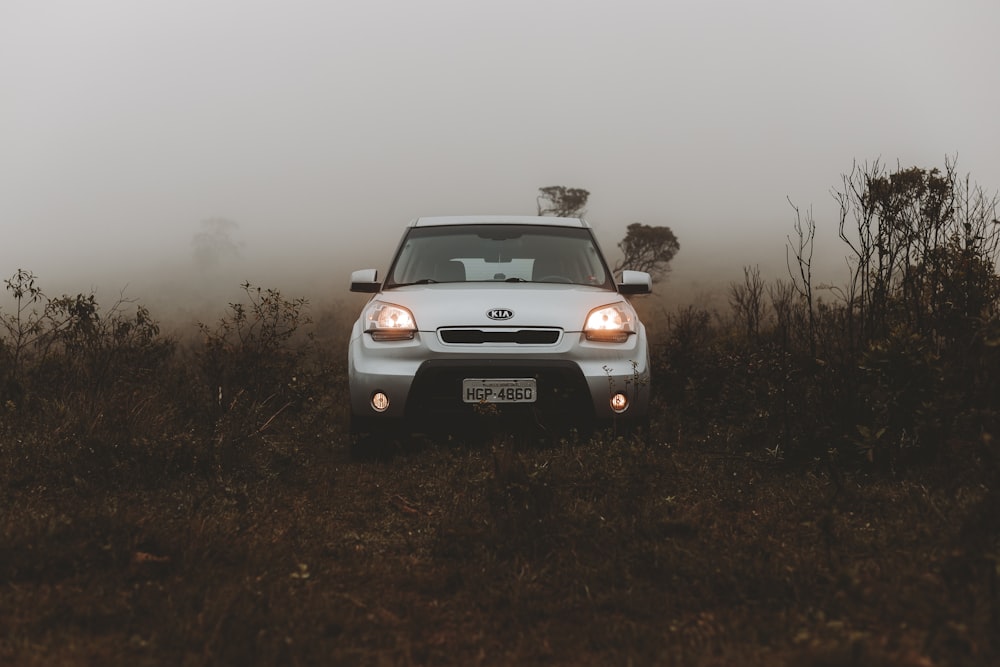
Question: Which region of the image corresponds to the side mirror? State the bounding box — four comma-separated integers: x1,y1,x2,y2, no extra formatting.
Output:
350,269,380,293
617,270,652,295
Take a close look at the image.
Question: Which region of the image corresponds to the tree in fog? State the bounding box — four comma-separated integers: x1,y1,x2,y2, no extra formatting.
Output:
835,157,1000,346
614,222,680,282
192,218,244,273
536,186,590,218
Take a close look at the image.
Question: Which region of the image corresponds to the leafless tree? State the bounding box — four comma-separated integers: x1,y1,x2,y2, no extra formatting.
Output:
786,198,817,358
729,265,765,340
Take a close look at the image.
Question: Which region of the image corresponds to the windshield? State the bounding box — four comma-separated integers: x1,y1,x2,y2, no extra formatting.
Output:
384,224,615,289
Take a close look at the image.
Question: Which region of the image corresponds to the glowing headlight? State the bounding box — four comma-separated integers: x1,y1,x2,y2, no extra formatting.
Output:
584,303,636,342
365,301,417,341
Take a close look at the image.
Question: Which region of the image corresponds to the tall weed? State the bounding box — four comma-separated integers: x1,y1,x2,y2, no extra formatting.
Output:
196,282,315,470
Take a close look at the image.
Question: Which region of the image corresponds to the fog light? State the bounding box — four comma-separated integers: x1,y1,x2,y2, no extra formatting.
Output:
371,392,390,412
610,392,628,413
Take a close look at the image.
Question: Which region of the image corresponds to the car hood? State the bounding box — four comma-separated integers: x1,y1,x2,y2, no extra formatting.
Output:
377,283,624,332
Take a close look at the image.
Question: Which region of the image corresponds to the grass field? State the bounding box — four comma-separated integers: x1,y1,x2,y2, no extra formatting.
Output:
2,414,997,666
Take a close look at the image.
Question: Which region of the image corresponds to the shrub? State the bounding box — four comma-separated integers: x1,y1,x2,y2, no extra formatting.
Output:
854,325,945,469
196,282,315,469
0,272,181,485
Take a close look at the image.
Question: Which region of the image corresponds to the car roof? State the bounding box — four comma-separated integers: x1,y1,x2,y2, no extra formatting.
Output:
409,215,590,228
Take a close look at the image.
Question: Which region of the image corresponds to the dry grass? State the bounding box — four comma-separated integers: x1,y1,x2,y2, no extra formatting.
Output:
2,419,997,666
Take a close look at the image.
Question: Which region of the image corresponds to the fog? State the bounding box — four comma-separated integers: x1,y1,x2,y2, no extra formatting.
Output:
3,0,999,322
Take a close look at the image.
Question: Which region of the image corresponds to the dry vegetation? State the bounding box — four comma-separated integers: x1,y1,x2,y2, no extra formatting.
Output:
3,162,1000,666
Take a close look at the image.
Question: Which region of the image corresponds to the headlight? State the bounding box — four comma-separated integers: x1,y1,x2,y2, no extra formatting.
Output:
365,301,417,341
584,303,636,342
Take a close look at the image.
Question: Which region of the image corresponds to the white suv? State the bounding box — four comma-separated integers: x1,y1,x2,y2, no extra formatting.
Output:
348,215,651,448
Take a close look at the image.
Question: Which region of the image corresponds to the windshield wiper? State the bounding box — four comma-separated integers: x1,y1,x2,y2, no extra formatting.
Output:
389,278,438,287
504,277,527,282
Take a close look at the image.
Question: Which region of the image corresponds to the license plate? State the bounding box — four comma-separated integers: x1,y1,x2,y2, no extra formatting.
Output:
462,378,537,403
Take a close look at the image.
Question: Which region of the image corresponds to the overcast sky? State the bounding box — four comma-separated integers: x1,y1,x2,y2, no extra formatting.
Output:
2,0,998,307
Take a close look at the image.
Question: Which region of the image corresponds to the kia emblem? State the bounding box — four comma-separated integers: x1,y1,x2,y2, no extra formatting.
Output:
487,308,514,320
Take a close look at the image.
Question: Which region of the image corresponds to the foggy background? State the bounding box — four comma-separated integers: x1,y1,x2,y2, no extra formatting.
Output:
2,0,998,320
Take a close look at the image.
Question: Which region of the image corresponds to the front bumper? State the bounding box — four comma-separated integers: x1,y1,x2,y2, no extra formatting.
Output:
348,323,650,431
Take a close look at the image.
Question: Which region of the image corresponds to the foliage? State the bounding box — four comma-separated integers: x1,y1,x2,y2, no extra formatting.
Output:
533,187,680,282
835,158,1000,349
854,326,945,468
0,272,178,484
536,185,590,218
645,158,1000,472
196,282,315,468
197,281,312,407
1,269,46,386
614,222,680,281
0,274,326,480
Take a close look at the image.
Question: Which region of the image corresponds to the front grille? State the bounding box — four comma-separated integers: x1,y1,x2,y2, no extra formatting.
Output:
439,328,561,345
